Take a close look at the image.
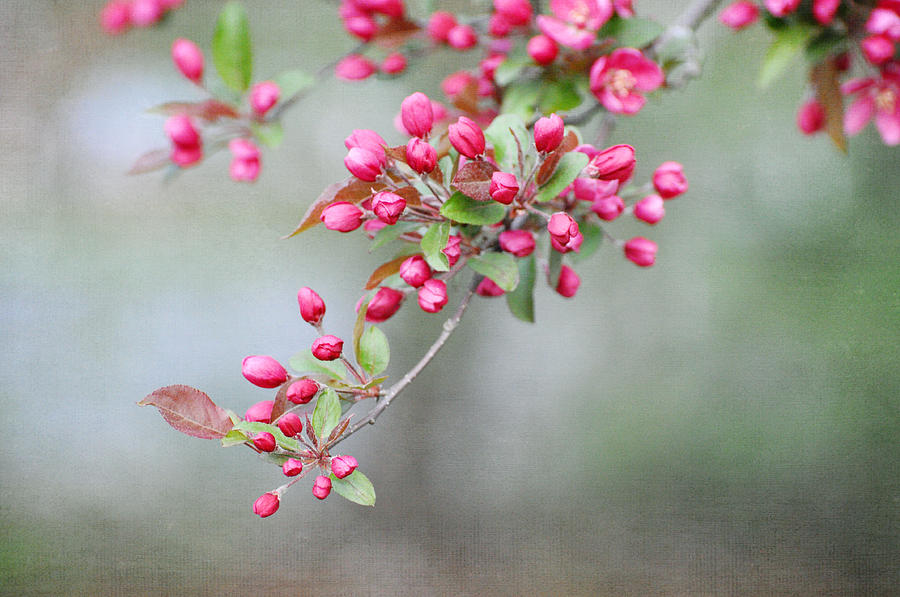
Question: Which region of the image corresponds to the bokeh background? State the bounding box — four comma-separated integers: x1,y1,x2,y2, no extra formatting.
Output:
2,1,898,595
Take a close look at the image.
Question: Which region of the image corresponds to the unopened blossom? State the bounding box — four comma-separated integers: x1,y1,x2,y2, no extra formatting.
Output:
401,92,434,138
494,0,533,26
406,138,437,173
443,236,463,267
591,195,625,221
476,277,506,297
344,129,387,165
282,459,303,477
228,138,261,182
331,455,359,479
548,212,582,253
448,117,486,158
534,113,565,153
652,161,688,199
276,413,303,437
171,39,203,83
499,230,535,257
344,14,377,41
573,177,618,201
250,81,280,116
442,71,477,98
252,432,277,452
101,1,131,35
633,194,666,224
719,1,759,30
427,11,458,43
489,13,513,37
862,35,895,66
866,5,900,41
130,0,163,27
371,191,406,225
614,0,634,18
297,287,326,325
447,24,478,49
536,0,613,50
252,492,280,517
365,287,404,322
245,400,275,424
335,54,377,81
812,0,840,25
796,100,826,135
344,147,383,182
624,236,658,267
381,52,407,75
287,379,319,404
528,34,559,65
585,144,635,182
399,255,431,288
242,355,288,388
589,48,664,115
418,279,448,313
321,201,364,232
312,335,344,361
765,0,801,17
312,475,332,500
555,265,581,298
490,171,519,204
842,64,900,145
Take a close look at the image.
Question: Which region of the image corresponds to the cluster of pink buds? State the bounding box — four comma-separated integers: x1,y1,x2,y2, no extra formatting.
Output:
101,0,184,35
333,0,414,79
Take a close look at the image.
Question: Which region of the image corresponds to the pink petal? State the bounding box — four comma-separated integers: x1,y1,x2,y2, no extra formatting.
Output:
841,78,875,96
600,89,645,115
875,108,900,145
844,95,876,136
536,16,597,49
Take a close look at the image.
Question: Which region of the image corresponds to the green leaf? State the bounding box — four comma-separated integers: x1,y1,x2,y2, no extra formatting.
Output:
421,220,451,272
440,191,507,226
329,470,376,506
289,350,348,380
438,155,455,185
272,69,315,98
353,298,369,364
311,388,341,439
535,152,589,202
212,1,253,92
233,421,302,452
548,245,562,288
599,16,665,49
484,113,530,173
805,29,846,65
250,121,283,148
468,253,519,292
540,79,582,114
758,25,815,89
221,428,248,447
494,47,530,87
501,80,541,122
506,255,536,323
571,223,603,263
358,326,390,376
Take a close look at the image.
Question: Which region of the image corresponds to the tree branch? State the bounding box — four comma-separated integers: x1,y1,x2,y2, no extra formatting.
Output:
652,0,726,53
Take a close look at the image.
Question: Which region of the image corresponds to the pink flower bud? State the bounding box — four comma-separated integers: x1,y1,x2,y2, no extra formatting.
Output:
499,230,535,257
448,117,486,158
406,138,437,173
372,191,407,225
344,14,378,41
171,38,204,83
718,1,759,30
476,277,506,297
245,400,275,424
534,113,565,153
321,201,364,232
358,0,403,18
335,54,377,81
547,212,579,246
586,144,635,183
861,35,895,65
555,265,581,298
443,235,462,267
331,455,359,479
494,0,533,26
242,355,288,388
442,71,477,98
490,171,519,204
866,8,900,38
171,145,203,168
381,52,407,75
365,287,405,322
527,34,558,65
550,231,583,254
489,13,512,37
573,177,618,201
480,54,506,80
812,0,840,25
253,432,277,452
624,236,658,267
253,492,280,517
614,0,635,18
282,458,303,477
633,194,666,224
591,195,625,221
164,114,200,147
652,161,688,199
447,25,478,50
228,138,261,183
796,100,825,135
312,475,332,499
276,412,303,437
287,379,319,404
344,129,387,161
297,287,326,325
427,11,458,43
401,92,434,139
250,81,281,116
364,219,387,238
101,1,131,35
764,0,800,18
130,0,163,27
399,255,432,288
344,147,383,182
312,335,344,361
418,279,448,313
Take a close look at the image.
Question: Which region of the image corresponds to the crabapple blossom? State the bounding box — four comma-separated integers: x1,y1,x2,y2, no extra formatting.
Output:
399,255,431,288
443,236,462,267
252,432,277,452
312,335,344,361
426,11,457,43
862,35,895,65
381,52,407,75
548,212,579,247
764,0,801,18
494,0,533,26
344,147,383,182
228,138,261,183
842,64,900,145
418,279,448,313
331,455,359,479
400,92,434,139
287,379,319,404
797,100,826,135
536,0,613,50
591,195,625,221
344,129,387,161
250,81,280,116
534,113,565,153
528,34,559,65
447,25,478,50
282,459,303,477
476,277,506,297
252,492,280,517
242,355,288,388
448,117,486,158
406,138,437,173
298,287,326,325
490,171,519,204
499,230,535,257
312,475,332,499
321,202,364,232
276,413,303,437
652,162,688,199
624,236,658,267
813,0,841,25
371,191,406,225
335,54,377,80
589,49,664,115
365,287,405,322
555,265,581,298
130,0,164,27
574,177,618,201
718,1,759,29
344,14,377,41
586,144,636,182
171,39,203,83
245,400,275,424
633,194,666,224
101,1,131,35
489,13,513,37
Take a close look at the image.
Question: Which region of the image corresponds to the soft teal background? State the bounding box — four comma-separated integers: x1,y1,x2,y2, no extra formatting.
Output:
1,1,898,595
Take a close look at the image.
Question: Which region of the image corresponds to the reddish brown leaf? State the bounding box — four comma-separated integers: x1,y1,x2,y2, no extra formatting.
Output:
128,148,170,175
385,145,407,163
365,253,416,290
811,60,847,153
452,160,499,202
536,131,579,186
138,385,233,439
269,381,291,423
148,100,240,122
373,17,421,49
285,177,382,238
327,417,352,444
394,185,421,206
451,80,481,115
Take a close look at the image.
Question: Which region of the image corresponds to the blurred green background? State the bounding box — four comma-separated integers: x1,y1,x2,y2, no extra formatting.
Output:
1,1,898,595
